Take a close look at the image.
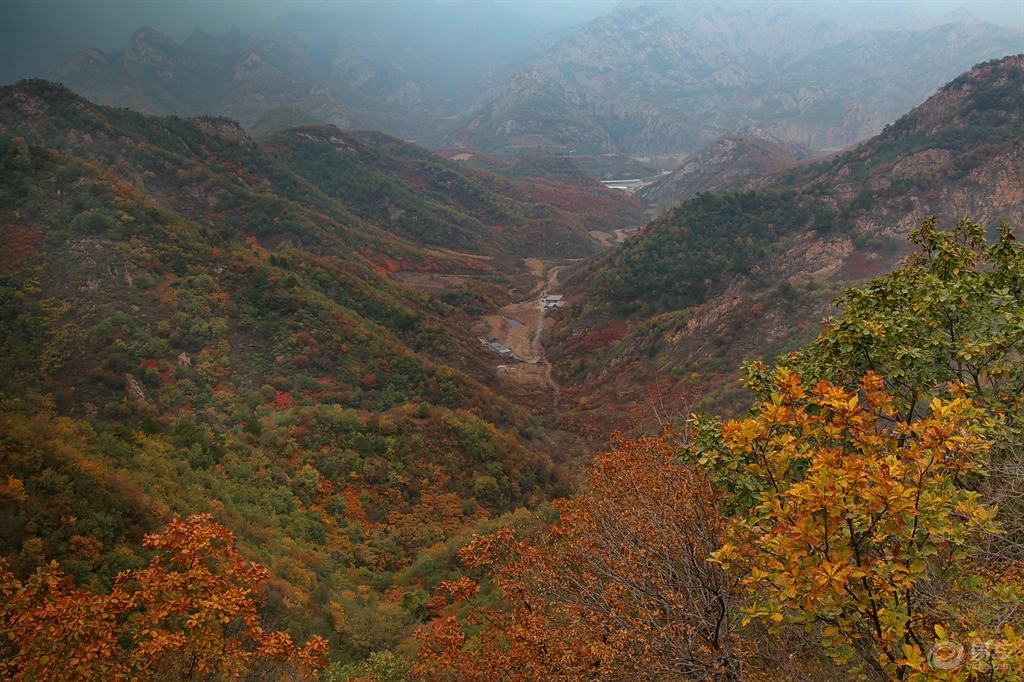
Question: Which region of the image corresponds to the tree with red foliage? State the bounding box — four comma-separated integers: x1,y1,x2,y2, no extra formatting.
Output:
415,436,740,681
0,514,329,681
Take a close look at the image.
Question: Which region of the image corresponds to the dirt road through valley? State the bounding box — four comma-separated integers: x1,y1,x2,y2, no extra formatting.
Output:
471,263,567,396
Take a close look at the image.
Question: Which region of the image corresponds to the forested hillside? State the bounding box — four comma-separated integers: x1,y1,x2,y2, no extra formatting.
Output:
0,80,641,669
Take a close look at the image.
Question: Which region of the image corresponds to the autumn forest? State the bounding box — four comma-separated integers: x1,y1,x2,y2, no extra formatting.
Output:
2,2,1024,680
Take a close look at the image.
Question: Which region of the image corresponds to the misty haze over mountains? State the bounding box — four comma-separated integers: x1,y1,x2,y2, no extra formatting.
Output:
3,0,1021,88
3,0,1022,166
4,0,619,86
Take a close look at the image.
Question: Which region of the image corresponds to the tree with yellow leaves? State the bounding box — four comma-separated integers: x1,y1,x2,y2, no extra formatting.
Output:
420,218,1024,682
700,369,1007,679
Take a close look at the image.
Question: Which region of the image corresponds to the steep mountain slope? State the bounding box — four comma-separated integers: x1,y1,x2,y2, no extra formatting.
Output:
260,128,625,259
655,0,852,63
47,1,557,139
1,82,622,265
636,135,807,202
759,22,1024,146
51,26,441,140
543,55,1024,431
0,81,641,658
463,3,1022,157
470,4,756,157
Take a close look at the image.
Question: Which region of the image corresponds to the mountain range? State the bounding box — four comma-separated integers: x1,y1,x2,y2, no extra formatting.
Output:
465,3,1023,157
2,0,1024,673
51,25,444,141
45,2,1023,166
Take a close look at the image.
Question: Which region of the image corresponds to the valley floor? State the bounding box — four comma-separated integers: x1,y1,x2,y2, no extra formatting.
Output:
472,262,573,396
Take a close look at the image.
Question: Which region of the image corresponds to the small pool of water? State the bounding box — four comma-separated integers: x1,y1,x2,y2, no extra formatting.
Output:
507,318,525,328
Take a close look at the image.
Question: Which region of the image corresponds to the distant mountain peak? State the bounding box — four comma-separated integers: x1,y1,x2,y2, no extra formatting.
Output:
128,26,177,48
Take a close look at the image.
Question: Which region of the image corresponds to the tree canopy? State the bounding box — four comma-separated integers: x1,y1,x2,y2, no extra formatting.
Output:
1,514,329,681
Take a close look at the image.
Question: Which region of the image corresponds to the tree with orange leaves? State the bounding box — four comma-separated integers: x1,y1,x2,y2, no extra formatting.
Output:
0,513,329,681
415,436,740,681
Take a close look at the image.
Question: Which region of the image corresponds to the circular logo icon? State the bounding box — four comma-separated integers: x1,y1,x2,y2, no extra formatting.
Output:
928,640,966,670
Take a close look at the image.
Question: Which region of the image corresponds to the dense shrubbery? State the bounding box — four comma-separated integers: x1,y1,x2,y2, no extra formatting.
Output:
1,514,330,681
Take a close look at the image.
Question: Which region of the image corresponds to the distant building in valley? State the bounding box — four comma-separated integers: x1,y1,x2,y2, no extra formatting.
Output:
487,340,512,356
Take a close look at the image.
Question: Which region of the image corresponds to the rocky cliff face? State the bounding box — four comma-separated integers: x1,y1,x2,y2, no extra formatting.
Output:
755,104,891,154
483,5,756,156
469,3,1022,158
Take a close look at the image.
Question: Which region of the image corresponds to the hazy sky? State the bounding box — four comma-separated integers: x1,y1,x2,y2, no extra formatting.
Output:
1,0,1022,85
809,0,1023,27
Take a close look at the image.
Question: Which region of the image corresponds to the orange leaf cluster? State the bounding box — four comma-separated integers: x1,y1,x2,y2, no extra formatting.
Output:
0,514,328,681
